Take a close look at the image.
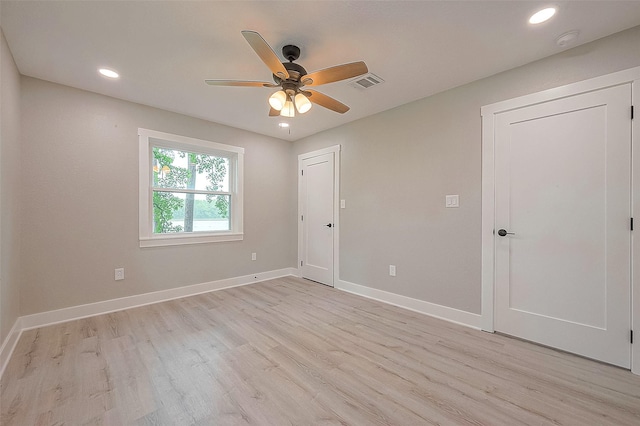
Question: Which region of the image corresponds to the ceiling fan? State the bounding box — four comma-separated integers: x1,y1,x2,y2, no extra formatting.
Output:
205,30,368,117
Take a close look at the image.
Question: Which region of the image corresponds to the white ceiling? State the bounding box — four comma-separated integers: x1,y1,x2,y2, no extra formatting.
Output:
2,1,640,141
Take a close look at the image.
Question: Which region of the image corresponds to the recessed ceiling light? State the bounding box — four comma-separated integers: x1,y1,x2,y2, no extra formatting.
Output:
98,68,119,79
278,122,290,128
529,7,556,24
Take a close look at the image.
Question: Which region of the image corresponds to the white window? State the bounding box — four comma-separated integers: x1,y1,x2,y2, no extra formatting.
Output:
138,128,244,247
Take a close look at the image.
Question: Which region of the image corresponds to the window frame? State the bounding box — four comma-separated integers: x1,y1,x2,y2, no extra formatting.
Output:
138,128,244,247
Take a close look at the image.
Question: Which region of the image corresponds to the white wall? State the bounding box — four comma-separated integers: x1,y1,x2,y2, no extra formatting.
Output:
294,25,640,315
19,77,296,315
0,27,22,343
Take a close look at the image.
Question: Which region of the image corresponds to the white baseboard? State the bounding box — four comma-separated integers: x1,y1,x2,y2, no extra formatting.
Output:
0,268,295,378
0,267,296,379
20,267,297,331
2,269,480,379
336,279,483,329
0,317,23,379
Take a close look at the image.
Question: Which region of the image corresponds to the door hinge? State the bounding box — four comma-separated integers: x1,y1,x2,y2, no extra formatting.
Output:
632,217,634,231
301,261,303,267
631,330,634,344
301,169,304,176
301,215,304,221
632,105,634,120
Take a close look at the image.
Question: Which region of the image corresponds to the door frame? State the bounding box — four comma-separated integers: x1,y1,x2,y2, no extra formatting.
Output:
481,66,640,374
298,145,341,287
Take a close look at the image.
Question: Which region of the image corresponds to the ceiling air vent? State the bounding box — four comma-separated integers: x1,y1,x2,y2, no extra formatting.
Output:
350,73,384,90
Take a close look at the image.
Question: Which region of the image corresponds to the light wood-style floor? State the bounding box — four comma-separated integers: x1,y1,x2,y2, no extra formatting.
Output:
2,277,640,425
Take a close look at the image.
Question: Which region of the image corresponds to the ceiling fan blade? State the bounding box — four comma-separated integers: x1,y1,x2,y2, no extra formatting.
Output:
205,80,272,87
302,61,368,86
269,107,280,116
305,90,350,114
241,30,290,80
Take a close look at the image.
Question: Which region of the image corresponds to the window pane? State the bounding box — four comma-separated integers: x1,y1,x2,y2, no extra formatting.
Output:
153,192,230,233
153,147,229,192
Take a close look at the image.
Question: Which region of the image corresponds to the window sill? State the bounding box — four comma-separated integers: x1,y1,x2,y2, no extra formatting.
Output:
139,232,243,248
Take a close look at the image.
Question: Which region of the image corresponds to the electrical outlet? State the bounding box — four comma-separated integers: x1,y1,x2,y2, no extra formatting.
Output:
115,268,125,281
389,265,396,277
251,252,257,261
445,194,460,208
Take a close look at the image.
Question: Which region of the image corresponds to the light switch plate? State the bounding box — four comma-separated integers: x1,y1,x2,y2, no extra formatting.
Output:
445,195,460,208
340,199,346,209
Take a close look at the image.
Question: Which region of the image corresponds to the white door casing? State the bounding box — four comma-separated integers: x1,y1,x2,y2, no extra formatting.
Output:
495,84,631,367
482,66,640,374
298,146,340,286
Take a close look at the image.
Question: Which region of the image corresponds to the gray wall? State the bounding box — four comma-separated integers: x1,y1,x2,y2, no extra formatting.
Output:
0,28,21,342
294,25,640,314
8,23,640,323
19,77,296,315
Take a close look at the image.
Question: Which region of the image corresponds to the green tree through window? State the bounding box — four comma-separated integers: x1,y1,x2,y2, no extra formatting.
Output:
152,147,229,234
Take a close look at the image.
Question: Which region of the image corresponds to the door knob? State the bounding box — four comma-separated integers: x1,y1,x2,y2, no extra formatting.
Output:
325,223,333,228
497,229,515,236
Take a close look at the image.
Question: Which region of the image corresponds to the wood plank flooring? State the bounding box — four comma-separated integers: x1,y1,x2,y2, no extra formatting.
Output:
2,276,640,425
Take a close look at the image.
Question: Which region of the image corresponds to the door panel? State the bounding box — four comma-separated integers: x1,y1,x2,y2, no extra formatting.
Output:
301,153,334,286
495,84,631,367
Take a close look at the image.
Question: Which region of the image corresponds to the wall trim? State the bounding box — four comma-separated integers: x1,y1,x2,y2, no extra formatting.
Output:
20,267,296,330
336,279,482,329
2,271,484,378
0,267,296,379
0,317,23,379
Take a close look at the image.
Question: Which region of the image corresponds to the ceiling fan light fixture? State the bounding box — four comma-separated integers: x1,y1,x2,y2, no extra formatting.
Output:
280,98,296,117
269,90,287,111
294,93,312,114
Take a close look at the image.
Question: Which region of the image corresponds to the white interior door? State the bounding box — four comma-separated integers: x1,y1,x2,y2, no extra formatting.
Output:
494,83,632,367
300,152,335,286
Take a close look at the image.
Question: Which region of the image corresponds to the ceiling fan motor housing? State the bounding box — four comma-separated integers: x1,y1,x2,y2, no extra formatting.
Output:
270,44,307,85
274,61,308,85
